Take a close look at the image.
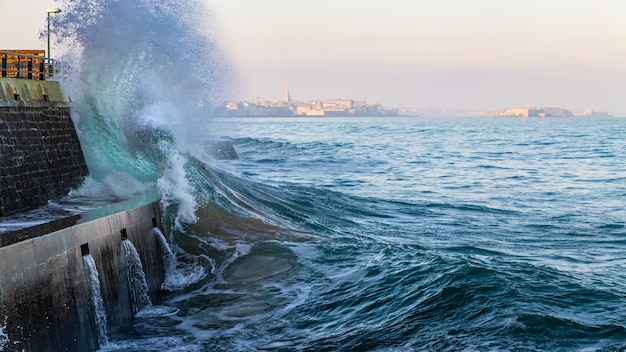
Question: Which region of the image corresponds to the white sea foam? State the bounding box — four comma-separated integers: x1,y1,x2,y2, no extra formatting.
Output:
70,174,154,203
0,318,9,352
153,228,206,291
99,336,203,352
271,284,311,318
134,305,179,319
211,241,253,285
162,261,206,292
156,147,199,226
205,236,234,252
54,0,233,224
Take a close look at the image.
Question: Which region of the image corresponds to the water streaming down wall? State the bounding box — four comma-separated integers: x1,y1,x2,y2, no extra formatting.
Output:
83,253,109,346
122,238,152,314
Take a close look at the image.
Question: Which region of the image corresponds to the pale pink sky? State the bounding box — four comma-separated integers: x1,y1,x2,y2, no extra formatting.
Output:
3,0,626,114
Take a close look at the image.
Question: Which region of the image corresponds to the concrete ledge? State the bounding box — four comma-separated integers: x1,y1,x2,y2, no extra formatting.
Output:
0,78,69,108
0,215,81,247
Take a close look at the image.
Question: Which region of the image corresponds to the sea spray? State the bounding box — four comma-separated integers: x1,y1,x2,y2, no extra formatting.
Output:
153,227,205,290
0,317,8,352
122,239,152,314
52,0,234,224
83,254,108,346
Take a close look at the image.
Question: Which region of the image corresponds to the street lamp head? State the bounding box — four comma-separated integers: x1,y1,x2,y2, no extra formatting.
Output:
46,7,62,75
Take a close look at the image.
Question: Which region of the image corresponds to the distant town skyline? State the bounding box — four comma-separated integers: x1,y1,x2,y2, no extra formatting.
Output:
220,91,615,118
232,81,617,117
219,83,612,117
3,1,626,115
219,82,399,117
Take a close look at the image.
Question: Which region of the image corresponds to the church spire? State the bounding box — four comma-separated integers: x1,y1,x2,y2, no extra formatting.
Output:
284,81,291,103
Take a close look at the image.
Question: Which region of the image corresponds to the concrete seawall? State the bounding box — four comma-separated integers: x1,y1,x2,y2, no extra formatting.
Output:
0,195,165,351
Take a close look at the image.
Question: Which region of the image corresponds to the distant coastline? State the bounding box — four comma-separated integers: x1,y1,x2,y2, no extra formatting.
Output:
482,106,613,118
215,100,616,118
215,84,616,118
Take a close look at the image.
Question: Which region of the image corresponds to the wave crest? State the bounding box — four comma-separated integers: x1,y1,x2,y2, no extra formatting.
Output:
52,0,235,223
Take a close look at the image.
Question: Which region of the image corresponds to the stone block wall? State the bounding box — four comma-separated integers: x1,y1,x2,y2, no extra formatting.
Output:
0,78,88,216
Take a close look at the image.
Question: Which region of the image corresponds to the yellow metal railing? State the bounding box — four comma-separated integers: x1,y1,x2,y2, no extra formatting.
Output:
0,50,57,81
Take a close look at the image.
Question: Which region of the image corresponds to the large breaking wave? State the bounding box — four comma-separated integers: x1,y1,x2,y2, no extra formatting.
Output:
53,0,236,226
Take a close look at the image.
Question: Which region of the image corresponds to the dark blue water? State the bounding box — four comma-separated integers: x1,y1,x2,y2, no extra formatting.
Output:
100,116,626,351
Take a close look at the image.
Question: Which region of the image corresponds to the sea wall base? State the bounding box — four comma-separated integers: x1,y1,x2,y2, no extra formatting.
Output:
0,200,165,352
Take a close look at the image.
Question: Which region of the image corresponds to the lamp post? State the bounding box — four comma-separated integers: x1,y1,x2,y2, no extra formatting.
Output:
46,7,62,75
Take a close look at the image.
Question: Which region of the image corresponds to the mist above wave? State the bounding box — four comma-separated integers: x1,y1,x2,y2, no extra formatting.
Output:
50,0,235,223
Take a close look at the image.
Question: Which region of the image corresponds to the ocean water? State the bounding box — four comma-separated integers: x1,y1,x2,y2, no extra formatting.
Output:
39,1,626,351
104,116,626,352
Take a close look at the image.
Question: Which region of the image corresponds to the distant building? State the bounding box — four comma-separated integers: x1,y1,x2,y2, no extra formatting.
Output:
284,81,291,103
541,107,574,118
484,106,542,117
582,109,612,117
484,106,573,118
296,103,324,116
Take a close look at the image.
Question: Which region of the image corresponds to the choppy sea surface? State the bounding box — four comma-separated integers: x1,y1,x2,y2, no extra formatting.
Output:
103,116,626,351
